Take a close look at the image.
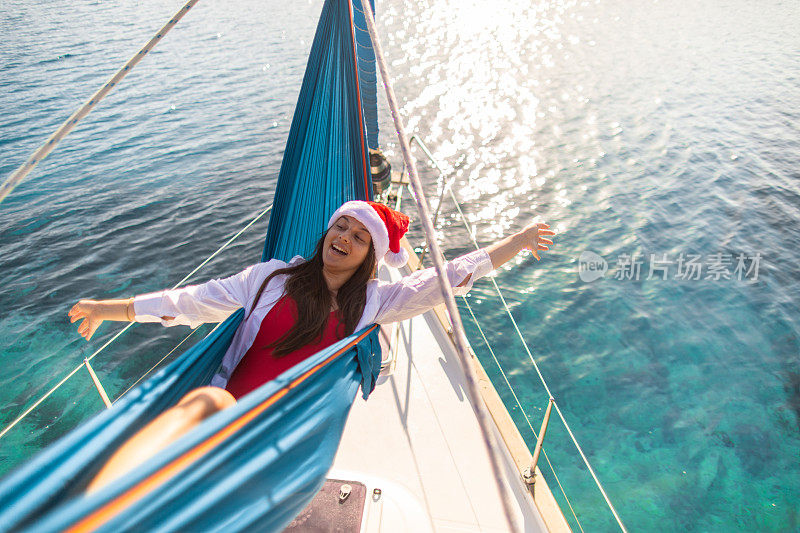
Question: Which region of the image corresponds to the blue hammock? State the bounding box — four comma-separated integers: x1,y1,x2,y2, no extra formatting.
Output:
0,0,381,530
264,0,374,262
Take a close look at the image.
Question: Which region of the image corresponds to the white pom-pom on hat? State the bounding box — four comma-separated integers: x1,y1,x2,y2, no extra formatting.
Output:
327,201,410,268
383,245,409,268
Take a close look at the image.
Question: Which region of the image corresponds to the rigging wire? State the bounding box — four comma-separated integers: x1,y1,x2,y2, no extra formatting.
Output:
461,298,586,533
359,2,522,531
401,142,587,529
0,204,272,441
0,0,626,528
0,0,215,439
0,0,201,206
403,131,627,531
442,172,629,533
113,326,204,404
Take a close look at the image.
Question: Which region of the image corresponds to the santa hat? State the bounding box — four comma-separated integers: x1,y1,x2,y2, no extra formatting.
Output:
327,200,410,268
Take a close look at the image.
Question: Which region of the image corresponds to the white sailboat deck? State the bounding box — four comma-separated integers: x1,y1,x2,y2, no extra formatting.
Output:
329,260,569,532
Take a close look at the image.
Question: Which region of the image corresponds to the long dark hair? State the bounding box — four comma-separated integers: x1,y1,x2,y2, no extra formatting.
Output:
246,230,376,357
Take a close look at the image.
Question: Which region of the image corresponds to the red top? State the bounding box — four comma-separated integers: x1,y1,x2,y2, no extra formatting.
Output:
225,294,346,400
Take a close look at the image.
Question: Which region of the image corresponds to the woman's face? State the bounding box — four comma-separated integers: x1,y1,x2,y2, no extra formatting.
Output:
322,215,373,273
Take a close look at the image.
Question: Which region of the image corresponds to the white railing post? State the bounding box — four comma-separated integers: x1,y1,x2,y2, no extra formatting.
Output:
84,358,112,409
522,397,554,486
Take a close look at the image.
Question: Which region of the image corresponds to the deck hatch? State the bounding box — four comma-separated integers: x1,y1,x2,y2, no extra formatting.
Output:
284,479,367,532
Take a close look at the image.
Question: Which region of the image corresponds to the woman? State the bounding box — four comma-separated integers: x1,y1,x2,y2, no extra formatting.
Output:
69,200,555,491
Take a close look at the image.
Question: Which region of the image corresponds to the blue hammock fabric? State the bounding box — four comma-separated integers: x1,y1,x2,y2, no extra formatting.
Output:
0,317,381,532
0,326,381,533
352,0,379,151
0,309,245,532
262,0,372,263
0,0,382,530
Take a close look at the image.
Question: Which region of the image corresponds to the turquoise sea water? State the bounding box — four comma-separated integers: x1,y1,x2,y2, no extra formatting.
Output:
2,0,798,531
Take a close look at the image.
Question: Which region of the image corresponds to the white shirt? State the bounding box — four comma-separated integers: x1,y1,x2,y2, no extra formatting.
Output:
133,248,493,388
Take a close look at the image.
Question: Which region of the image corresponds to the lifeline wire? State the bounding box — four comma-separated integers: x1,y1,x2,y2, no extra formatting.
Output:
359,2,521,531
404,141,586,530
0,0,201,206
447,184,628,533
0,204,272,441
460,297,585,533
406,132,627,532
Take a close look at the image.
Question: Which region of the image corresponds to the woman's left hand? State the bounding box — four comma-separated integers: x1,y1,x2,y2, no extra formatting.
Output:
485,220,557,269
520,222,556,261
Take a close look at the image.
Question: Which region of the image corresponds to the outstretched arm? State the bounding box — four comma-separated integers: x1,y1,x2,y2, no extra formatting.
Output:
69,298,139,341
374,220,556,324
455,221,555,288
67,259,291,341
486,221,554,268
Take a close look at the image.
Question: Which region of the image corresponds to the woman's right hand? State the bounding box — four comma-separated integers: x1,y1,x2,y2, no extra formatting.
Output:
69,300,105,341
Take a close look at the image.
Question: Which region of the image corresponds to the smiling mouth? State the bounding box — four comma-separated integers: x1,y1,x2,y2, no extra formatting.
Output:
331,243,349,256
